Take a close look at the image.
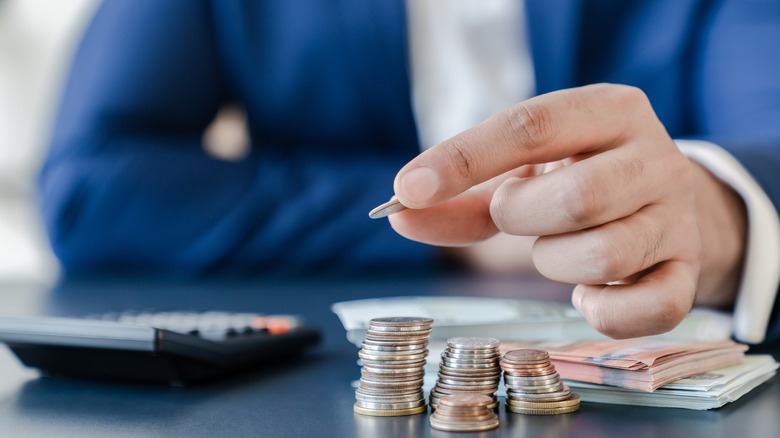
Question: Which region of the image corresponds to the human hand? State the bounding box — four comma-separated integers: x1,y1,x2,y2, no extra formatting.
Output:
388,84,745,339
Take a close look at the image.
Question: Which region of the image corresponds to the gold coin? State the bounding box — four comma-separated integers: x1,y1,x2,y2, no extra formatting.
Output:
430,416,499,432
353,404,428,417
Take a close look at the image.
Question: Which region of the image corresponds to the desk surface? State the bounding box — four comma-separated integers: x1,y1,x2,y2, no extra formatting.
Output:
0,274,778,438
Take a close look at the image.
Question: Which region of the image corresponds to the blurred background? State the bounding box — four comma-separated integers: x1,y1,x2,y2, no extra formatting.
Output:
0,0,99,285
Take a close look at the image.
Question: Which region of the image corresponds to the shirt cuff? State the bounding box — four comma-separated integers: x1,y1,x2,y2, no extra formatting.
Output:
677,139,780,344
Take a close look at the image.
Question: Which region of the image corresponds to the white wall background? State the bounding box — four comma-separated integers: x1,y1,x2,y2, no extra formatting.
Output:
0,0,99,284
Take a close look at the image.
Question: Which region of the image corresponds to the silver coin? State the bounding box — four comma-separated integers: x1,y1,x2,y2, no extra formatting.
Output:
357,385,423,395
360,364,425,373
362,340,428,350
437,372,500,383
445,346,500,355
361,342,428,353
359,345,428,354
369,316,432,326
356,386,423,396
435,383,499,393
359,380,423,391
432,387,497,397
506,382,565,393
442,356,500,366
359,359,426,368
441,358,501,371
507,387,571,401
360,354,428,366
355,390,424,403
504,373,561,386
438,365,501,378
361,369,425,378
446,337,500,350
360,348,427,356
444,350,501,360
358,351,428,365
368,324,431,333
365,329,432,340
436,378,498,387
368,197,408,219
358,359,427,368
355,399,426,410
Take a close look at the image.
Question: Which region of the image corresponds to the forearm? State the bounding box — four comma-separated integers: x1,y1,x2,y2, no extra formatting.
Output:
40,139,432,274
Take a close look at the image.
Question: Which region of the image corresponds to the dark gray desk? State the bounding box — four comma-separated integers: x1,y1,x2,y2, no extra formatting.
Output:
0,274,778,438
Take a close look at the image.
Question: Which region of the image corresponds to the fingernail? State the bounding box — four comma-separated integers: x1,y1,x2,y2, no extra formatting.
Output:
398,167,439,206
572,285,584,312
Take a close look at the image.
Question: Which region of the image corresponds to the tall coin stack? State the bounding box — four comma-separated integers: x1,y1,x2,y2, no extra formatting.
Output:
429,337,501,410
429,394,499,432
354,317,433,417
501,349,580,415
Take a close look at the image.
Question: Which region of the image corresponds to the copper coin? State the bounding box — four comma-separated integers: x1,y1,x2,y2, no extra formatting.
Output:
438,393,493,408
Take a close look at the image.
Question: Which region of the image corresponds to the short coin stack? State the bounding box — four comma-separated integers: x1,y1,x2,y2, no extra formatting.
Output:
501,349,580,415
354,317,433,416
429,337,501,410
429,394,499,432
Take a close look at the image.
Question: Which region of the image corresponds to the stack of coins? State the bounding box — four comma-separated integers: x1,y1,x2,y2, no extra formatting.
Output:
429,394,499,432
429,337,501,410
354,317,433,416
501,349,580,415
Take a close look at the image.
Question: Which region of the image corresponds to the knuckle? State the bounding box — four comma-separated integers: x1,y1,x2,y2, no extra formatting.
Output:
504,102,555,149
586,235,626,282
616,155,646,187
639,221,664,271
667,150,693,181
560,173,601,225
605,83,650,109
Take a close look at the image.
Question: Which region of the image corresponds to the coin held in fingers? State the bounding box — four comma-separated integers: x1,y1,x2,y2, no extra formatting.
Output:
368,196,408,219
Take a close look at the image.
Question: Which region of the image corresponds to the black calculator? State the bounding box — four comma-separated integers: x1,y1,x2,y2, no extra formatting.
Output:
0,311,320,385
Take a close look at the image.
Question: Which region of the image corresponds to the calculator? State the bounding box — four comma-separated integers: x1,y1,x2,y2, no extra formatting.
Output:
0,311,320,385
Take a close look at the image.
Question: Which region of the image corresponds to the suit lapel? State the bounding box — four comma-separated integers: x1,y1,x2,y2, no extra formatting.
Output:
337,0,419,152
526,0,584,94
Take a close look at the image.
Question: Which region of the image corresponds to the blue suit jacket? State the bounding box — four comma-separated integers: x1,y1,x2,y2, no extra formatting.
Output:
39,0,780,337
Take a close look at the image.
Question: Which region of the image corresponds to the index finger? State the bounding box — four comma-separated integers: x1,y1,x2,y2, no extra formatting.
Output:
393,84,657,209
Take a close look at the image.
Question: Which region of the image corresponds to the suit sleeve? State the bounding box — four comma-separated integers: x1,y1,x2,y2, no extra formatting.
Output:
38,0,432,274
692,0,780,344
